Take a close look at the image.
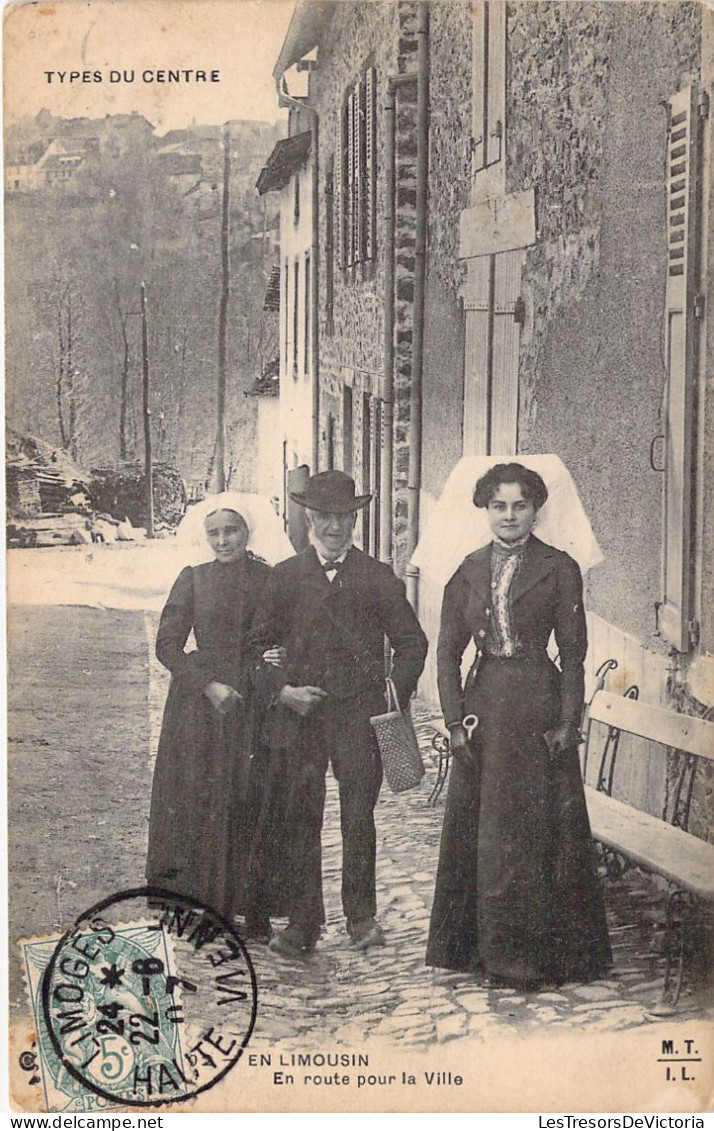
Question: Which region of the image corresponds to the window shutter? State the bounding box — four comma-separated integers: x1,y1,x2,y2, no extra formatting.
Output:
292,259,300,377
462,255,492,454
336,104,346,269
660,85,701,652
283,259,289,372
471,0,506,200
485,0,505,169
490,248,523,454
352,85,361,264
347,88,356,266
356,77,366,262
365,66,377,260
470,1,487,176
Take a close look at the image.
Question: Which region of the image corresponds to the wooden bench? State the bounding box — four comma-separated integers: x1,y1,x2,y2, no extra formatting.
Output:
583,685,714,1013
425,656,622,807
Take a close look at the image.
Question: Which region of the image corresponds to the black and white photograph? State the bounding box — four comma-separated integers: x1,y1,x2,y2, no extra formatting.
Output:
4,0,714,1114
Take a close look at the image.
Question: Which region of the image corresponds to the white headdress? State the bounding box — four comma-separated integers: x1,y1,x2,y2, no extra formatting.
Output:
175,491,294,566
411,454,603,586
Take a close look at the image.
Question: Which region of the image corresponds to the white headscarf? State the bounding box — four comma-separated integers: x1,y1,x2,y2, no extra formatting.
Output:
175,492,294,566
411,454,603,586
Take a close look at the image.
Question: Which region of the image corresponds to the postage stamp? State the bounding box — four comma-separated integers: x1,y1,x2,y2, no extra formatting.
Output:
20,887,257,1111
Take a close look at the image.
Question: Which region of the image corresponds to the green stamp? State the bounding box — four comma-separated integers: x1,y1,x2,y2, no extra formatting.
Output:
22,887,256,1110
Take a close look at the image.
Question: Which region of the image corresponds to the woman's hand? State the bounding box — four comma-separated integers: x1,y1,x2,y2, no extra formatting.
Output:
449,723,478,769
204,680,243,715
544,721,583,757
262,646,287,668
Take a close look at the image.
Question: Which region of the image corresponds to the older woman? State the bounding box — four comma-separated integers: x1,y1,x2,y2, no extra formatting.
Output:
146,493,292,937
426,463,611,988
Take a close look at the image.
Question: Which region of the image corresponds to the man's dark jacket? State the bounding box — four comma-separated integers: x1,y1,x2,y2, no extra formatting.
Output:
247,545,428,743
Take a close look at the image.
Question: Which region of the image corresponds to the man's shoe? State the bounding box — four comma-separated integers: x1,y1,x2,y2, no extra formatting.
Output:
348,918,386,950
242,918,272,945
268,924,319,959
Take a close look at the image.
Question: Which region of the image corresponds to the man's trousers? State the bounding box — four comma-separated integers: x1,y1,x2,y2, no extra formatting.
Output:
282,693,384,934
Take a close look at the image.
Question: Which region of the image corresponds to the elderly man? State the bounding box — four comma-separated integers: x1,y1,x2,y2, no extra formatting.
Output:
248,471,428,958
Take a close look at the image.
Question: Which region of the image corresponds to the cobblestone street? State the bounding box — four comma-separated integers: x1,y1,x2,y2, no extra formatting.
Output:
8,590,711,1057
147,616,711,1051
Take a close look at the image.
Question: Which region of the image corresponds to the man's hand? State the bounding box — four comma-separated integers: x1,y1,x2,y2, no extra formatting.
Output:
204,681,243,715
279,684,328,717
449,723,478,769
262,646,287,668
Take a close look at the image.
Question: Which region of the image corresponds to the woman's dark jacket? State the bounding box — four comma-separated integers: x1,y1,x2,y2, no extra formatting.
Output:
437,535,587,728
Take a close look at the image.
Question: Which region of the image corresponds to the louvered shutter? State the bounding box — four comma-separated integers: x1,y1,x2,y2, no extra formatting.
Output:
346,88,356,266
365,66,377,260
336,105,346,269
356,77,366,262
660,85,701,651
352,85,361,264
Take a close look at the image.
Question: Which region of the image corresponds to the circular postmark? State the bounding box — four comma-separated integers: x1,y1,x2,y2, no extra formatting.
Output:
41,886,257,1108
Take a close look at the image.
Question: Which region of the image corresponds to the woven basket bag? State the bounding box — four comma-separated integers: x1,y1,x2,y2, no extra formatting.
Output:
370,678,425,793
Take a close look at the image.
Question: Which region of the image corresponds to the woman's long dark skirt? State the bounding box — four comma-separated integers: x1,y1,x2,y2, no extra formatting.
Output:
426,657,612,985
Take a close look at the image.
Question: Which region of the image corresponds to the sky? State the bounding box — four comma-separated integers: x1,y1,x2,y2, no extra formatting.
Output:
3,0,293,132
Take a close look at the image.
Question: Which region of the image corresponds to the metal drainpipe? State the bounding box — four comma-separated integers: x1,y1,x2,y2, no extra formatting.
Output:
405,2,429,611
382,72,417,569
278,76,320,474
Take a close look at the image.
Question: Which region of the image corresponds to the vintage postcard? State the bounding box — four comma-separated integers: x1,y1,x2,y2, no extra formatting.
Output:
4,0,714,1115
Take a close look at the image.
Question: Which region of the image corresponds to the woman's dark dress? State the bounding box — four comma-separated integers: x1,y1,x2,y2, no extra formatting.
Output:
146,555,284,921
426,535,612,986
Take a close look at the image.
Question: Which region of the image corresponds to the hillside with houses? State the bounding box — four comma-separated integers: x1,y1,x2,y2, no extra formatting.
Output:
5,109,283,505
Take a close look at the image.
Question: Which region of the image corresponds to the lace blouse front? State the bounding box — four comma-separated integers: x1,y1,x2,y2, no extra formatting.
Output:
485,538,528,657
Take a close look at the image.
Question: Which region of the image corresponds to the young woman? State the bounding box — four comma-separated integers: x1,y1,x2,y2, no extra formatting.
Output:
426,463,611,988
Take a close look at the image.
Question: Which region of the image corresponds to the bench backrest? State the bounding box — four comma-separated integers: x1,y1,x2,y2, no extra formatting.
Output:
588,690,714,763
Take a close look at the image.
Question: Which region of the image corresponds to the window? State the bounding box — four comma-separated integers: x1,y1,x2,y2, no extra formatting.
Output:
293,174,300,226
361,393,372,550
283,260,289,374
293,260,299,378
462,249,525,456
471,0,505,201
326,413,335,470
342,386,354,475
659,84,704,652
337,65,377,268
304,252,311,376
370,397,382,558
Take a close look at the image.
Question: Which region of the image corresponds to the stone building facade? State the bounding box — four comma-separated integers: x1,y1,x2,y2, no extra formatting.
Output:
260,0,713,818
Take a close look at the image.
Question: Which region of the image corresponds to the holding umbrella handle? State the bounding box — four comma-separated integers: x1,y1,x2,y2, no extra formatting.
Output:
462,714,479,741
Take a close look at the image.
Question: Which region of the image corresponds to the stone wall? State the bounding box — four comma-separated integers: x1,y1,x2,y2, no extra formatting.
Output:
420,0,471,501
308,0,424,572
508,2,702,652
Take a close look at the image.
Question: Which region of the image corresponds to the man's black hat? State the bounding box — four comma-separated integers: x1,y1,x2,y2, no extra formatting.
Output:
289,470,372,514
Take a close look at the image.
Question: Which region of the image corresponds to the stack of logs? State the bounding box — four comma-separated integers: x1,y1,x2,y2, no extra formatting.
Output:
6,431,187,547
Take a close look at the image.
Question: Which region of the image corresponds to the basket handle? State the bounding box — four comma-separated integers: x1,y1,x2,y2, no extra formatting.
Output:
385,677,400,713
